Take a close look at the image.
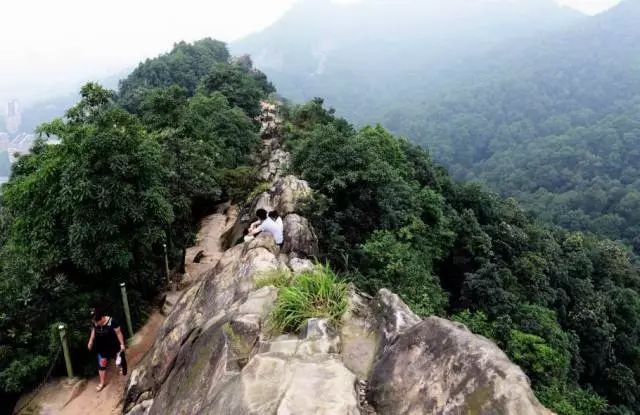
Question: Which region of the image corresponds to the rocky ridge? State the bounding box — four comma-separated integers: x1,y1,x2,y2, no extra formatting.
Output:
123,102,553,415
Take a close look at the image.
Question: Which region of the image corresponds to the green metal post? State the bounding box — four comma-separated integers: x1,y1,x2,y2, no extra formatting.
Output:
163,243,171,290
120,282,134,339
58,324,74,378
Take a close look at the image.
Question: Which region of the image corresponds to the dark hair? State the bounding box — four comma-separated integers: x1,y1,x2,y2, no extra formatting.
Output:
268,210,280,220
256,209,268,220
92,306,105,322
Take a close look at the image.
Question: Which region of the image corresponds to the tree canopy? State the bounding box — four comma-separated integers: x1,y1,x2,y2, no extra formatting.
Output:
0,40,271,410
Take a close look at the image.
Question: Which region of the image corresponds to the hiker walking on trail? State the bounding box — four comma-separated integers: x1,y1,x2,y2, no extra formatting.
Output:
87,307,126,391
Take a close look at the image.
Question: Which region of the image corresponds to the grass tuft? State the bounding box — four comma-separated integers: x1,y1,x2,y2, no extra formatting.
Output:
269,264,348,333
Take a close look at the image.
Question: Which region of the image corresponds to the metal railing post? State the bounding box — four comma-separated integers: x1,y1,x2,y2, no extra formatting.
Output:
163,243,173,290
58,324,74,378
120,282,134,339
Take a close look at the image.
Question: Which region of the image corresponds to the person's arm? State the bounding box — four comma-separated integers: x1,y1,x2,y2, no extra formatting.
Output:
114,327,126,351
88,327,95,350
250,223,264,236
248,221,259,233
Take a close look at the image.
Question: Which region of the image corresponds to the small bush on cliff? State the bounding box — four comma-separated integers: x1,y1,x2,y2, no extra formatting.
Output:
269,265,348,333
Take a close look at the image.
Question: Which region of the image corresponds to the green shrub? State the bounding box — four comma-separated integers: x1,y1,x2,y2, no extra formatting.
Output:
536,382,607,415
269,265,348,333
452,310,497,340
221,166,258,203
507,329,571,386
246,181,271,204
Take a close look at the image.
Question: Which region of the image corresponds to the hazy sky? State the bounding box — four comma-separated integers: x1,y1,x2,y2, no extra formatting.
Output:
0,0,621,105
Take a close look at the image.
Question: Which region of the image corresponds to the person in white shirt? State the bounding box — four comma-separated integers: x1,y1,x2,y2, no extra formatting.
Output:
251,209,284,247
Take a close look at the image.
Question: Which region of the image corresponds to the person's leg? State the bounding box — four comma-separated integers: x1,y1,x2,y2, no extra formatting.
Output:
97,353,108,390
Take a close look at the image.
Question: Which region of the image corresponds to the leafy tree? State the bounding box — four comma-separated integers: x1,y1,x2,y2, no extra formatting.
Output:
200,60,275,118
119,38,230,111
0,40,266,407
0,83,172,399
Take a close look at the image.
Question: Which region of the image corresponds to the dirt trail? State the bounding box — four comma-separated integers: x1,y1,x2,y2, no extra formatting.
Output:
15,206,236,415
15,313,164,415
184,204,237,284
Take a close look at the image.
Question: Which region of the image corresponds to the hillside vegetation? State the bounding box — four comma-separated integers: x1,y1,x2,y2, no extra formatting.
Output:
0,39,272,411
283,98,640,414
235,0,640,256
385,0,640,253
1,36,640,415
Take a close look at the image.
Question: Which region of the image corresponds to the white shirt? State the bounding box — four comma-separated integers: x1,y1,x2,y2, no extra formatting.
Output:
258,217,284,244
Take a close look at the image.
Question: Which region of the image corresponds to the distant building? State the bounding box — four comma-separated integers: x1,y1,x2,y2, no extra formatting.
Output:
6,99,22,134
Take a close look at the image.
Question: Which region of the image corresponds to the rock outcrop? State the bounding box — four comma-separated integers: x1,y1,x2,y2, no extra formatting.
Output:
369,316,553,415
124,102,552,415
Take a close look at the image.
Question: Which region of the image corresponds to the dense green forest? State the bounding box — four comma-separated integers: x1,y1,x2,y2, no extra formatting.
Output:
2,35,640,415
383,0,640,254
282,98,640,415
0,39,273,410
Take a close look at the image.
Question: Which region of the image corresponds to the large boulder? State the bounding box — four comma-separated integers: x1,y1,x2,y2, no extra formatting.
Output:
372,288,421,356
282,214,319,258
124,235,281,413
253,176,311,216
368,316,553,415
270,175,312,215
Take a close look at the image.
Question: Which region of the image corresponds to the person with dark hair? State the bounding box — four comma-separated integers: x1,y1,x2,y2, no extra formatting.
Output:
87,306,126,391
268,210,283,227
250,209,284,247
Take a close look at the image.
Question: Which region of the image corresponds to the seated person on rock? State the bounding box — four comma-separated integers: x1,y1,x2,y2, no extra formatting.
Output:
249,209,284,248
244,209,267,243
269,210,283,228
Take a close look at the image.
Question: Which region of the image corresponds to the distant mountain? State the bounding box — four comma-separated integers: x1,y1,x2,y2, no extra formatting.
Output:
232,0,583,122
384,0,640,251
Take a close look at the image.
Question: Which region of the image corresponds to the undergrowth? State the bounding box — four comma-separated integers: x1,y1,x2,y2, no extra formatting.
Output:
267,264,348,333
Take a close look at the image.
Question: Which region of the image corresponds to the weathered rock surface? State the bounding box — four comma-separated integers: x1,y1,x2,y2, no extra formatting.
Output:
124,102,552,415
369,317,553,415
282,213,318,258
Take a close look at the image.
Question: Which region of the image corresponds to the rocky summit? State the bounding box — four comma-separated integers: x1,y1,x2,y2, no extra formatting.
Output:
123,102,552,415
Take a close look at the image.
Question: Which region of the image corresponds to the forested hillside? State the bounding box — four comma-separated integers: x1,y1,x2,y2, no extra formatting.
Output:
385,0,640,252
0,39,273,411
2,35,640,415
232,0,582,123
283,98,640,414
235,0,640,255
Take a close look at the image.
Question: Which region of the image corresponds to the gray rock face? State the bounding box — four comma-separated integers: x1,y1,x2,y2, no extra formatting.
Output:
289,257,314,275
368,316,553,415
282,213,319,258
372,288,421,356
270,175,312,215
